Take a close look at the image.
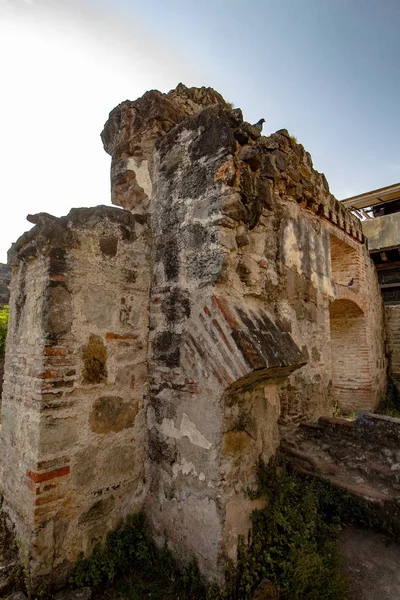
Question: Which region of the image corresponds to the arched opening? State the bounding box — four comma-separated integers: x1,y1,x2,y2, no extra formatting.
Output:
329,299,373,413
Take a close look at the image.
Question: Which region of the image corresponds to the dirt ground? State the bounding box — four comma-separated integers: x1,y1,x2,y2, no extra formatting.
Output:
339,526,400,600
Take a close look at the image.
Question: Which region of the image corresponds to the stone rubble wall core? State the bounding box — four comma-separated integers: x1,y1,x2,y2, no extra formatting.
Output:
0,84,387,585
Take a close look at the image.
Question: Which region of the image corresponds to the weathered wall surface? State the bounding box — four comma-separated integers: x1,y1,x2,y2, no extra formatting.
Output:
102,85,385,425
0,207,150,581
142,106,307,575
101,83,227,213
101,84,386,576
0,84,388,586
328,235,386,413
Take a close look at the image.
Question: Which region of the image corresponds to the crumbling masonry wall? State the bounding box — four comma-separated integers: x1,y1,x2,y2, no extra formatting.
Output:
0,208,150,581
101,84,386,574
0,84,387,584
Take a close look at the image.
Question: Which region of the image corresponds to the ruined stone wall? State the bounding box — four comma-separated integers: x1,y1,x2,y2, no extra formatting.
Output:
144,107,306,577
0,255,48,553
262,140,385,418
100,84,386,577
0,207,150,581
0,84,387,586
103,85,385,424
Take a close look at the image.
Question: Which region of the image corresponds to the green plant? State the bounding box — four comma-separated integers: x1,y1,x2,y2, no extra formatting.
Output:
0,305,9,356
224,459,348,600
71,458,396,600
70,513,208,599
332,401,341,418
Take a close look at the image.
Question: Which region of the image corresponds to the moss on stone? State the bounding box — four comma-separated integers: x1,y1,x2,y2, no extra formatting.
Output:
223,430,253,457
82,334,107,384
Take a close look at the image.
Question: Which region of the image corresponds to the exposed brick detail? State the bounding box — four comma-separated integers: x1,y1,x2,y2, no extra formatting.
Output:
38,370,64,379
105,332,139,340
49,274,68,282
211,296,240,328
330,234,360,287
43,347,69,356
27,466,70,483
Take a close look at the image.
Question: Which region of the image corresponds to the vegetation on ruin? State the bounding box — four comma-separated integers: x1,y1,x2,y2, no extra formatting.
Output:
0,305,9,356
223,459,348,600
67,456,400,600
70,512,208,599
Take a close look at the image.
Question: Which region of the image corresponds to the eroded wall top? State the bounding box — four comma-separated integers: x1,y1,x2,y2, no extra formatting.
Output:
101,83,363,243
101,84,229,211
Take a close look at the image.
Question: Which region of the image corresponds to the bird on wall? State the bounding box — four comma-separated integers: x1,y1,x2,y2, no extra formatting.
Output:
253,118,265,132
347,278,355,287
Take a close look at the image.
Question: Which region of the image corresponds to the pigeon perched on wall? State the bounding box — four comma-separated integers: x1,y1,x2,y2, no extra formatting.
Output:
347,278,354,287
253,118,265,132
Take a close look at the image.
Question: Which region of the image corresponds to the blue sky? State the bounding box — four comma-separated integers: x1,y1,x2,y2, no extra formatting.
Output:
0,0,399,261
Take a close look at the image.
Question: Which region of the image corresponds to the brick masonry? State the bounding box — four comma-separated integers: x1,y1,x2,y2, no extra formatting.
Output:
0,85,388,585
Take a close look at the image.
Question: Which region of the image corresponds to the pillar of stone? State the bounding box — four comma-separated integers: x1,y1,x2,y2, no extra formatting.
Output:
102,91,307,579
0,207,150,582
102,84,386,579
144,106,306,578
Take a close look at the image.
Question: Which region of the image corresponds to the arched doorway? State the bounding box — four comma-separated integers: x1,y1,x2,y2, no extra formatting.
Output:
329,299,373,412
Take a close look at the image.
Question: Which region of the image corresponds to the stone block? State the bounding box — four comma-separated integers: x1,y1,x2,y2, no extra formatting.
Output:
89,396,138,434
82,335,107,384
